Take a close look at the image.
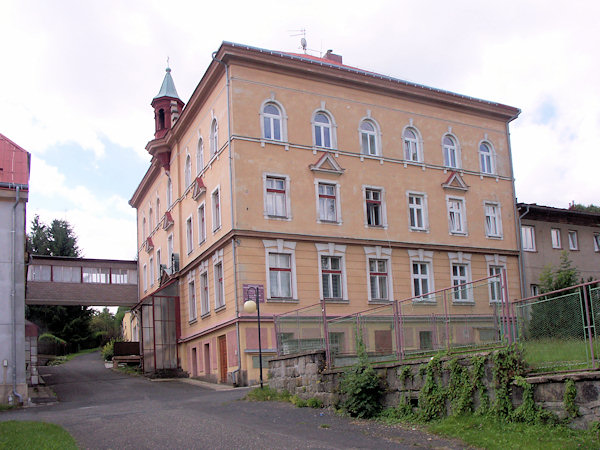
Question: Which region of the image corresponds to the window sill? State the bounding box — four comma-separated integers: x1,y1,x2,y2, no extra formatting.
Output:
452,300,475,305
410,227,429,233
324,298,349,304
266,214,291,221
201,312,211,319
368,299,392,305
213,226,221,233
198,239,206,246
412,299,436,305
215,305,226,313
317,220,342,225
366,224,387,229
450,231,468,236
188,318,198,325
266,298,298,303
486,235,503,240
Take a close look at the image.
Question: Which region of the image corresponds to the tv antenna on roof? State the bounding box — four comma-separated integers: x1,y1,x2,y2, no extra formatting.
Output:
289,29,307,53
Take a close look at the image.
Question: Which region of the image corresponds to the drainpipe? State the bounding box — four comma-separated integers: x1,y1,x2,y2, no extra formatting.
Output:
11,185,24,404
517,204,531,297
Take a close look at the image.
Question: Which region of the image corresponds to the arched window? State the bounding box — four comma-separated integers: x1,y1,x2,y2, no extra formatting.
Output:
262,103,283,141
184,154,192,187
166,176,173,208
479,141,494,174
443,135,460,169
196,137,204,174
149,208,153,231
403,127,421,162
210,119,218,156
142,217,147,241
156,198,160,223
313,112,333,148
360,120,379,156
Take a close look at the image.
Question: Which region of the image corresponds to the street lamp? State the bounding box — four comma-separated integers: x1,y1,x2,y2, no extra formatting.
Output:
243,287,263,388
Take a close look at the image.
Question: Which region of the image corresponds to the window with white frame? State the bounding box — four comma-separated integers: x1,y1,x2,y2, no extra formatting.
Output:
412,262,432,300
143,264,147,291
166,176,173,208
167,234,174,269
214,261,224,309
359,120,378,156
200,269,209,316
321,256,343,300
196,137,204,174
447,197,466,234
479,142,495,174
594,234,600,252
365,187,384,227
210,118,218,156
568,230,578,250
149,256,154,286
198,203,206,244
156,249,162,280
484,202,502,238
156,198,160,224
188,278,197,322
531,284,540,297
149,208,153,231
317,182,339,223
184,154,192,188
212,187,221,231
368,258,389,301
186,216,193,254
262,103,283,141
264,240,297,301
408,193,427,231
268,253,292,299
403,127,421,162
443,135,460,168
551,228,561,249
313,112,333,148
142,217,146,241
265,175,289,218
488,265,503,303
521,226,536,251
451,263,470,301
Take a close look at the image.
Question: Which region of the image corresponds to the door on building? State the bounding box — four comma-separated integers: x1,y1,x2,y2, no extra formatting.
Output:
191,347,198,377
204,343,211,376
218,335,228,383
374,330,393,354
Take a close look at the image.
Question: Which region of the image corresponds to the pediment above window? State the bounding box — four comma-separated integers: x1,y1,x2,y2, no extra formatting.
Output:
162,211,174,230
309,153,345,175
192,176,206,200
145,237,154,253
442,171,469,191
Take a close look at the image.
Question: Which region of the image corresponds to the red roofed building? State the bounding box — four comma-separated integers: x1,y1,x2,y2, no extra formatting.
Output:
0,133,30,404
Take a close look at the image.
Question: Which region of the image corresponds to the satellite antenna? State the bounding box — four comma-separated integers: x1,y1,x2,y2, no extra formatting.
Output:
289,28,307,53
300,37,307,52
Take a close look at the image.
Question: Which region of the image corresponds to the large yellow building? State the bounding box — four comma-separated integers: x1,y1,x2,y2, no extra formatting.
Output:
130,42,521,384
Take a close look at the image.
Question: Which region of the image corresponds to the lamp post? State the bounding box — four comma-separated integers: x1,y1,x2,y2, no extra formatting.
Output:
243,287,263,388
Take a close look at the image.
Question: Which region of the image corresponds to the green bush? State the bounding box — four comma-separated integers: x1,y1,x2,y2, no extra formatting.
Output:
307,397,323,408
38,333,67,345
290,395,307,407
339,338,383,418
101,338,121,361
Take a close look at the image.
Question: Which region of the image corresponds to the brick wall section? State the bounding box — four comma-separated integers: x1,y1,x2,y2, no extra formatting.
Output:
268,351,600,428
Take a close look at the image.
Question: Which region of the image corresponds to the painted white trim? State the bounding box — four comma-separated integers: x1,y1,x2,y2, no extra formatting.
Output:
408,249,435,301
259,98,288,143
212,249,225,309
263,172,292,220
362,185,387,229
441,132,462,169
358,116,382,157
263,239,298,301
197,201,206,245
315,243,348,301
406,191,429,232
363,246,393,302
185,214,193,255
483,201,503,239
446,195,468,236
478,139,496,175
196,136,204,175
310,107,338,149
401,124,424,163
448,252,473,303
485,254,507,303
314,178,342,225
211,185,221,232
198,260,210,317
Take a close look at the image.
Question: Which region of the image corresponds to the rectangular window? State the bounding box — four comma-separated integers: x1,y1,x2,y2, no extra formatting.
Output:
369,258,388,301
143,264,147,291
365,188,383,227
27,265,51,282
186,216,193,254
156,250,162,281
198,204,206,244
568,230,578,250
188,280,197,322
83,267,110,283
451,263,469,301
149,257,154,286
484,203,502,237
521,226,536,251
214,262,224,309
53,266,80,283
551,228,561,249
200,271,209,316
212,188,221,231
447,198,466,234
111,269,128,285
412,262,431,299
167,234,174,271
594,234,600,252
318,182,337,222
531,284,540,297
489,266,503,303
408,194,426,230
265,176,287,217
321,256,342,299
268,253,292,298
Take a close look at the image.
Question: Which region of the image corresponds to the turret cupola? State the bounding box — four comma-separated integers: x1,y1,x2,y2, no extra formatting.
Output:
151,66,185,139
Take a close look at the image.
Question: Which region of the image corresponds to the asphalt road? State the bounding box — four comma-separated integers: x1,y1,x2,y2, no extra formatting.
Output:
1,352,467,449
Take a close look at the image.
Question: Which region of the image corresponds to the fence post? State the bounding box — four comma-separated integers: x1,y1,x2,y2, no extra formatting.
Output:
273,314,281,357
582,286,596,370
443,289,450,352
501,268,512,345
393,300,402,361
321,298,331,369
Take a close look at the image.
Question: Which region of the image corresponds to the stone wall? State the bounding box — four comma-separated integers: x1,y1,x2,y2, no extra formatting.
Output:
268,350,600,428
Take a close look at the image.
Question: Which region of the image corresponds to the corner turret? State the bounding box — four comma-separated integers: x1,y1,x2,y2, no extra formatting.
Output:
151,67,185,139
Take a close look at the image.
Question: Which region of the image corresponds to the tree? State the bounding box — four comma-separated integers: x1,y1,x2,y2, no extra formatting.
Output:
569,203,600,214
527,252,582,339
26,216,92,350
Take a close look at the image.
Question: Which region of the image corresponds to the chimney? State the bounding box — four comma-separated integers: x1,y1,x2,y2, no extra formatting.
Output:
324,49,343,64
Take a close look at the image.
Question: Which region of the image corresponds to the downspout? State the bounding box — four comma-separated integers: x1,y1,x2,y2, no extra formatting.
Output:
11,185,23,404
517,204,531,297
213,51,243,382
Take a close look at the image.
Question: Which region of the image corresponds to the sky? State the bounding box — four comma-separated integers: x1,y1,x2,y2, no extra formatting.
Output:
1,0,599,260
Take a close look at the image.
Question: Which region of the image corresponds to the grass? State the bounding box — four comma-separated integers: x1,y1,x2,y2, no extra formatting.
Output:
426,415,600,449
245,386,291,402
0,421,78,449
522,339,599,371
47,347,100,366
114,364,142,376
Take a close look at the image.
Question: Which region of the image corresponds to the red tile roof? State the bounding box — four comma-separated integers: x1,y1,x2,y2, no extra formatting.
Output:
0,133,30,187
